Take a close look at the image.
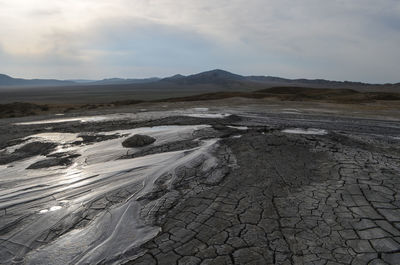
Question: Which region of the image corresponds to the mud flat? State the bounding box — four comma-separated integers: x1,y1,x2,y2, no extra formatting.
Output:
1,101,400,264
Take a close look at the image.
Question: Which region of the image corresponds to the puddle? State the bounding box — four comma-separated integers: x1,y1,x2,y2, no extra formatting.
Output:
184,113,231,118
282,128,328,135
15,110,233,126
49,206,62,211
193,108,209,112
282,108,300,112
282,111,301,114
14,111,181,125
303,108,339,113
15,116,111,125
227,126,248,130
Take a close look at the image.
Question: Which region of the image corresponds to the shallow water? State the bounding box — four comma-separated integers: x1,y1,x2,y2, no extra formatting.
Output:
15,108,234,126
282,128,328,135
184,113,231,118
15,116,111,125
15,112,169,125
192,107,209,112
281,108,301,114
227,126,248,130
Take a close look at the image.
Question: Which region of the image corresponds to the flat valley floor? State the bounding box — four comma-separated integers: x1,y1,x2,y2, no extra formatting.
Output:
1,99,400,265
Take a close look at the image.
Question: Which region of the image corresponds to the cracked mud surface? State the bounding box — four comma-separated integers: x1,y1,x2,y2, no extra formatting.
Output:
1,106,400,265
128,130,400,265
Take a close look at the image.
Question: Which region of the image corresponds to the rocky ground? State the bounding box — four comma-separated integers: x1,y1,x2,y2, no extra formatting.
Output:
0,101,400,265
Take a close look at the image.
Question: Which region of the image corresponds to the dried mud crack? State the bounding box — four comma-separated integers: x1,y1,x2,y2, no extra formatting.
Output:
127,127,400,265
1,109,400,265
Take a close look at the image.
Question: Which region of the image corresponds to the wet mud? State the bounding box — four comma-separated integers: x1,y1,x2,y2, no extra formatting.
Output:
1,105,400,264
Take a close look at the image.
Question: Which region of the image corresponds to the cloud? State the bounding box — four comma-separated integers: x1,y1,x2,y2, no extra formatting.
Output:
0,0,399,82
28,8,62,18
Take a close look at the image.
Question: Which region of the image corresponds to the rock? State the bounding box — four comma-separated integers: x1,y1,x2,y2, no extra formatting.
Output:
122,134,156,148
27,153,80,169
0,142,57,165
27,156,77,169
16,142,57,156
27,158,67,169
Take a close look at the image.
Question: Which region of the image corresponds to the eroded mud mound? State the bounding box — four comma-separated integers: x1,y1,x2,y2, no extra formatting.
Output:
0,141,57,165
122,134,156,148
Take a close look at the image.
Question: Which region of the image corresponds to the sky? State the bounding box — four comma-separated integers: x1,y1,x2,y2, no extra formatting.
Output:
0,0,399,83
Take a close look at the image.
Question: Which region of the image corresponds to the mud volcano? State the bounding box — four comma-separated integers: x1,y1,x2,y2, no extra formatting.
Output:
1,106,400,265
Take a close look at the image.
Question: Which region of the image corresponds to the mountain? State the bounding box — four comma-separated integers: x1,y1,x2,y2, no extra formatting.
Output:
68,79,97,84
0,74,160,87
244,76,372,90
162,70,400,91
162,74,186,82
246,75,370,87
0,74,75,87
162,69,245,86
1,70,399,92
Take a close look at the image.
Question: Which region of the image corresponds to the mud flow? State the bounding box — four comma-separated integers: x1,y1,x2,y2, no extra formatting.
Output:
1,106,400,264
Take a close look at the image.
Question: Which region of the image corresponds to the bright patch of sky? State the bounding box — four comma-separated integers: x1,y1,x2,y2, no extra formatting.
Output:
0,0,399,83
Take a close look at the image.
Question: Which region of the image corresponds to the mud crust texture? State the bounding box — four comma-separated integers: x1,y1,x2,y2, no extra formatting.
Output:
127,130,400,265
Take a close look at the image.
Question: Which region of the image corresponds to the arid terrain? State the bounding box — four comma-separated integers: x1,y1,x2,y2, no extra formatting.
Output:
2,86,400,119
0,97,400,265
2,0,400,262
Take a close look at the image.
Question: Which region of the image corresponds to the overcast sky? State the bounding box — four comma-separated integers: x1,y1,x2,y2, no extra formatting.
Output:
0,0,399,83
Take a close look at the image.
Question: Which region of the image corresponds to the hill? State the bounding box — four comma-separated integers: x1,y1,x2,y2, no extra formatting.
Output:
162,69,245,86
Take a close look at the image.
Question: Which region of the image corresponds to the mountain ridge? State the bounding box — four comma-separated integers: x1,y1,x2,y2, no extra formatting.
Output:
1,70,399,89
0,74,75,87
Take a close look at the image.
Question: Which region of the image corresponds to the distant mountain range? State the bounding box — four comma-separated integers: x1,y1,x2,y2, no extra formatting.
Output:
1,70,399,91
79,77,161,85
0,74,75,87
162,70,400,92
0,74,160,87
